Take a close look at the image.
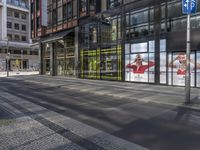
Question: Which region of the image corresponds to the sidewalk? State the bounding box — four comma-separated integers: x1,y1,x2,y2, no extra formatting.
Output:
0,91,148,150
0,71,39,77
11,75,200,112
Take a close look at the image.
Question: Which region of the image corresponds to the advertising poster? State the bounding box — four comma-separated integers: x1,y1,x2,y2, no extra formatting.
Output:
126,53,155,82
169,53,195,86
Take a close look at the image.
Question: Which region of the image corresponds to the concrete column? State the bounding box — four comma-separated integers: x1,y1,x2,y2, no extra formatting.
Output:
154,1,161,84
50,43,54,76
74,26,79,78
1,0,7,40
39,42,43,75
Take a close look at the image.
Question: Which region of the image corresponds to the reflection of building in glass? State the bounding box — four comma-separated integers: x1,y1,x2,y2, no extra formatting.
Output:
31,0,200,87
0,0,39,71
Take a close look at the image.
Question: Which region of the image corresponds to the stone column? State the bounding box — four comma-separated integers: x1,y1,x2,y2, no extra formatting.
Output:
74,26,79,78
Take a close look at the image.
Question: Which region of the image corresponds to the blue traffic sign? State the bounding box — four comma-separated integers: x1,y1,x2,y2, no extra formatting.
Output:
182,0,198,14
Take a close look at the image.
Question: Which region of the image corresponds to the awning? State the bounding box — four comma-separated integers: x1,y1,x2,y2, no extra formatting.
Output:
41,29,74,43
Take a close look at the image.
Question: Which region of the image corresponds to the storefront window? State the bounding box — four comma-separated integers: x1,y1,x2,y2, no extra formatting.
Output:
170,53,195,86
81,46,122,80
100,46,121,80
197,52,200,87
81,49,100,79
125,41,155,83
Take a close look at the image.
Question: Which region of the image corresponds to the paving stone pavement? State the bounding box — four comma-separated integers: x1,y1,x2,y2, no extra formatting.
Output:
0,91,148,150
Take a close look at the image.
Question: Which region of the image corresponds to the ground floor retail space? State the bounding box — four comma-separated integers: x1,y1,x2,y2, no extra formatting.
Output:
0,55,39,71
40,38,200,88
41,29,78,77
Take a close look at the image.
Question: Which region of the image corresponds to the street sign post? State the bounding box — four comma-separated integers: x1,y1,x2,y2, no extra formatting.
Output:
182,0,197,104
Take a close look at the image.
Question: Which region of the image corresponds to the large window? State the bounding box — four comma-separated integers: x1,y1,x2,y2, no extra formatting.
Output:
126,7,154,39
160,40,200,87
125,41,155,83
57,6,63,24
7,22,12,28
111,15,121,41
81,46,122,80
81,23,98,47
79,0,87,16
108,0,122,9
67,2,72,20
167,1,200,32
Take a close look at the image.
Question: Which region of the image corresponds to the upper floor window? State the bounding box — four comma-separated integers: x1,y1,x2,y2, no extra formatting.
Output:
67,2,72,20
7,34,12,41
52,9,57,25
15,35,20,41
36,0,40,11
14,12,19,18
31,2,34,13
21,36,27,42
7,10,12,17
57,6,63,24
21,13,27,19
108,0,122,9
80,0,87,16
7,22,12,28
14,23,20,30
36,17,40,28
22,24,26,31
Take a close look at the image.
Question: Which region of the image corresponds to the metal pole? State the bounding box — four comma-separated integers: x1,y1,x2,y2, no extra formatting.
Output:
6,40,9,77
21,50,23,72
185,14,191,104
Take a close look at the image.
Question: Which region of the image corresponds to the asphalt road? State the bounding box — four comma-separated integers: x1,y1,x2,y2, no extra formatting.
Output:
1,76,200,150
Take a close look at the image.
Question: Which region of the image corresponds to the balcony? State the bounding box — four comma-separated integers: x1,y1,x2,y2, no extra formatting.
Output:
7,0,29,9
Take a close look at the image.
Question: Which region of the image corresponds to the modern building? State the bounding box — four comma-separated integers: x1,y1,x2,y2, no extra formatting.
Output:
0,0,39,72
32,0,200,88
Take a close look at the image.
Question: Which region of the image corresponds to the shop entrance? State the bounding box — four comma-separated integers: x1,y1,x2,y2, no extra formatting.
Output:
44,59,50,75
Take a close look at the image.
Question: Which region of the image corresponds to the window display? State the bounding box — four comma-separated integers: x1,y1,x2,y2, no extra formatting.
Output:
168,53,195,86
125,41,155,83
81,46,121,80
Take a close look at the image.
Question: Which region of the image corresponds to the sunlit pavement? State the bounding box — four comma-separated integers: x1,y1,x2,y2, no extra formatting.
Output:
0,75,200,150
0,71,39,77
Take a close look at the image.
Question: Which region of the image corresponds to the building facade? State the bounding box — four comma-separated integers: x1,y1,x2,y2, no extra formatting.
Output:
32,0,200,87
0,0,39,72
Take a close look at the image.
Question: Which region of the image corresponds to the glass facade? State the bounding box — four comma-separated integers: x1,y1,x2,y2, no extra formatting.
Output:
39,0,200,88
80,17,122,80
80,46,122,80
42,34,75,77
125,41,155,83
